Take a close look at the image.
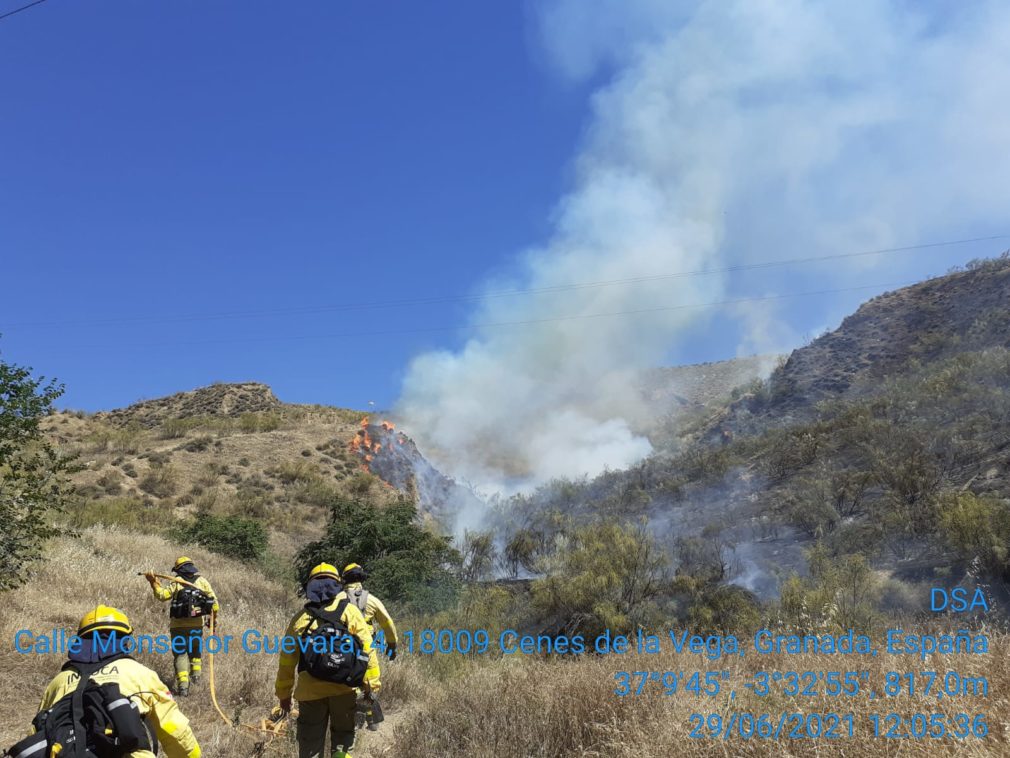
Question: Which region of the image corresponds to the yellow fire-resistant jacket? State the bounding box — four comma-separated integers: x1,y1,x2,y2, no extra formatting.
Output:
274,596,380,703
37,657,200,758
341,582,398,646
152,576,219,630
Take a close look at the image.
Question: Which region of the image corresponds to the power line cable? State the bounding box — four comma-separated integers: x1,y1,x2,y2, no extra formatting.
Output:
58,279,912,350
0,0,48,22
1,234,1005,330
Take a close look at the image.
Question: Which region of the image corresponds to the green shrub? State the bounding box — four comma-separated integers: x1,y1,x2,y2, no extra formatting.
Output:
347,472,375,495
271,459,318,484
138,464,178,498
778,545,879,632
178,435,213,453
531,521,668,638
296,497,460,611
937,491,1010,576
70,496,175,533
686,584,762,633
159,417,205,439
97,469,123,495
179,514,268,561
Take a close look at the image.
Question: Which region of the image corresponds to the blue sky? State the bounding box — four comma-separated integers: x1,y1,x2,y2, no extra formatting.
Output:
1,1,1007,414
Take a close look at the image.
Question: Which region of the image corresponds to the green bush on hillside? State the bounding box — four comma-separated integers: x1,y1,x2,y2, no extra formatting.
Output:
296,497,460,612
937,491,1010,577
530,521,668,638
179,514,268,561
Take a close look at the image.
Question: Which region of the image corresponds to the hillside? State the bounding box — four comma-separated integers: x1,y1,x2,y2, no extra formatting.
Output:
638,354,779,414
45,388,402,559
708,255,1010,439
47,357,775,554
499,255,1010,604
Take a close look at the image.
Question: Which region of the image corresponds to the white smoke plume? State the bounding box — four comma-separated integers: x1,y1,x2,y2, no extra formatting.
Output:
397,0,1010,496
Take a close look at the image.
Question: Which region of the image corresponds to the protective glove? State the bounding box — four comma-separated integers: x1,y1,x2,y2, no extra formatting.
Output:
278,697,292,713
144,572,159,587
386,643,397,661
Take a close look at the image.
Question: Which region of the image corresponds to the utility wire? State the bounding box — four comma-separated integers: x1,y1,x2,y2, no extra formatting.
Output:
1,234,1005,330
0,0,48,22
60,280,912,350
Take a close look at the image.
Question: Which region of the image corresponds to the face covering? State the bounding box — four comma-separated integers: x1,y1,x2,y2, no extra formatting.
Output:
69,633,130,665
305,576,341,604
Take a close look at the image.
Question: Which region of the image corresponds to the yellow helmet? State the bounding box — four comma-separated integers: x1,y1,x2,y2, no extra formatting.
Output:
173,556,193,570
341,562,367,582
78,605,132,636
309,563,340,581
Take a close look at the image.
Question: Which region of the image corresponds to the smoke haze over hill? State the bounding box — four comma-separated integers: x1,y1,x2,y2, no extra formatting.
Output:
397,0,1010,495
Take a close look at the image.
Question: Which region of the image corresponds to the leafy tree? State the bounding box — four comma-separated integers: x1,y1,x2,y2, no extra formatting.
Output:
0,353,77,590
296,497,460,611
179,514,268,562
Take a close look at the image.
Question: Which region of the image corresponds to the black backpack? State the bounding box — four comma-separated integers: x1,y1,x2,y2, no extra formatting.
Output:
169,585,214,620
296,600,370,688
3,658,156,758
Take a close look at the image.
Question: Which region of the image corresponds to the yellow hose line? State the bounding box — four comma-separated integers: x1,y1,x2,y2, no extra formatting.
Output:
207,613,233,726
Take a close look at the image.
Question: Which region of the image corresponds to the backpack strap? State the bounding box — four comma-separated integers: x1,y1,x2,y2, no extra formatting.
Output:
67,661,102,758
352,589,369,613
303,599,350,633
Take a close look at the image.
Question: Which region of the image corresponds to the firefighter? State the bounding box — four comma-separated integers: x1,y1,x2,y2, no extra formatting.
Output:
275,562,381,758
33,605,201,758
340,562,397,730
145,556,218,696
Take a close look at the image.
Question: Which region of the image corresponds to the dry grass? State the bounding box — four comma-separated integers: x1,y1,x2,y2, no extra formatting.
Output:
0,528,295,754
4,528,1007,757
386,632,1009,757
0,527,420,757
